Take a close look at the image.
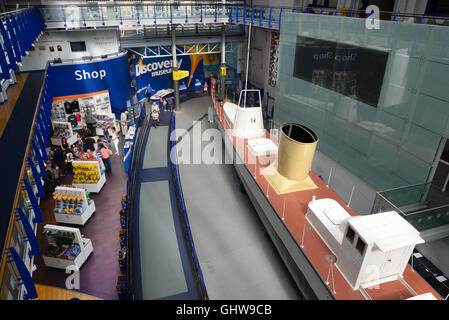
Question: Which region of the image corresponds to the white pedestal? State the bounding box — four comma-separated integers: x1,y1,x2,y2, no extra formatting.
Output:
73,173,106,193
54,201,96,226
248,138,279,156
43,238,93,270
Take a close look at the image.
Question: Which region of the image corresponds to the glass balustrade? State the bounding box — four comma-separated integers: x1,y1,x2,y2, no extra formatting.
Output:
405,205,449,231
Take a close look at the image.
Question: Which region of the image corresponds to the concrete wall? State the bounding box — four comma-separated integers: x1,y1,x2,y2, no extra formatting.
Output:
19,29,119,72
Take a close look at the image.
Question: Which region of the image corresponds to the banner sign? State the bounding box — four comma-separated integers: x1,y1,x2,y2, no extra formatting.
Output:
130,46,220,101
47,52,131,116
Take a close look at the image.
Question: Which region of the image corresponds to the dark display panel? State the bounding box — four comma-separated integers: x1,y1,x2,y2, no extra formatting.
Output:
293,36,389,108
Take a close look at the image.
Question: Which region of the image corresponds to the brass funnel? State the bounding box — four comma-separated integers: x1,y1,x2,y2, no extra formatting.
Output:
263,123,319,194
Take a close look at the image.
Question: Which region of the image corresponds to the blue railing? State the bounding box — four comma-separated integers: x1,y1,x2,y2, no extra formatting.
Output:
169,111,208,299
0,8,44,90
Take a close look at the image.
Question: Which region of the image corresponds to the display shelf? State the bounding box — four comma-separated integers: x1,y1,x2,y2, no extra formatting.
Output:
51,121,77,146
72,160,106,193
52,186,96,225
42,224,94,270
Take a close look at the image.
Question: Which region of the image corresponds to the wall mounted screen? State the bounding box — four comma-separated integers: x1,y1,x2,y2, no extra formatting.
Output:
293,36,389,108
70,41,86,52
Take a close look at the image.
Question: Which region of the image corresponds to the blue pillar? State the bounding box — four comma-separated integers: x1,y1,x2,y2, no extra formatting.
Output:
28,157,45,198
259,8,263,27
15,208,41,257
22,178,43,223
269,8,272,28
279,8,283,30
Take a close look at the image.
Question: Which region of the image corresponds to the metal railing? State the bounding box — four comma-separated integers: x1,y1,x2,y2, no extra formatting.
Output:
0,61,50,299
169,111,208,299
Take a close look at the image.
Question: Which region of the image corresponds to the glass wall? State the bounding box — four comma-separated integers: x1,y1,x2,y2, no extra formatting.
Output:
274,12,449,191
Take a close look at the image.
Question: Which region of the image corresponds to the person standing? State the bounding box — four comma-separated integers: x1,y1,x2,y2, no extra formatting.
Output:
110,126,120,156
162,98,167,112
84,108,96,135
145,83,154,102
50,164,60,187
53,146,67,176
151,102,160,128
80,125,92,138
203,81,208,95
120,111,128,136
103,122,110,142
99,144,112,172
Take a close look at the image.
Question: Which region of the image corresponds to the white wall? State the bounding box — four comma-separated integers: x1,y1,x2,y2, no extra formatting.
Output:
19,29,119,72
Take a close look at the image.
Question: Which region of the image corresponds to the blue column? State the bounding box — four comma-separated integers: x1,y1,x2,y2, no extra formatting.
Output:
28,157,45,198
22,177,43,223
243,6,246,24
279,8,283,30
0,20,16,72
5,17,21,63
236,7,239,23
6,247,37,300
15,208,41,257
12,15,26,56
251,7,254,25
31,140,46,176
259,8,263,27
0,40,9,79
269,8,272,28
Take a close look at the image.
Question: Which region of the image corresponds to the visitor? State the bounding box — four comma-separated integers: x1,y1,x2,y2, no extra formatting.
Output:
60,137,69,152
103,122,110,142
203,81,208,95
71,145,80,158
85,108,96,135
48,147,55,162
50,164,60,187
83,136,95,153
110,126,120,156
80,125,92,138
120,111,128,136
151,102,160,127
99,144,112,172
85,149,95,160
167,96,173,112
75,134,85,150
53,146,67,177
145,83,154,102
162,98,167,112
78,147,86,159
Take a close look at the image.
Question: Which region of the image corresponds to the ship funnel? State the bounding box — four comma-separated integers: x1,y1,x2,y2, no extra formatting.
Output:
263,123,319,195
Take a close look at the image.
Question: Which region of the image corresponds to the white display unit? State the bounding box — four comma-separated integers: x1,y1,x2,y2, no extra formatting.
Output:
51,121,78,146
42,224,94,270
53,186,96,225
72,160,106,193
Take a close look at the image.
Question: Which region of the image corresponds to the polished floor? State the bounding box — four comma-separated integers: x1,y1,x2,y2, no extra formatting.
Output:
176,96,303,299
32,139,127,300
0,73,29,138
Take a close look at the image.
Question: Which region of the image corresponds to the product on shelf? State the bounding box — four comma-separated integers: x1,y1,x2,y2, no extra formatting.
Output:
43,230,79,260
52,186,91,216
52,121,74,139
72,160,102,184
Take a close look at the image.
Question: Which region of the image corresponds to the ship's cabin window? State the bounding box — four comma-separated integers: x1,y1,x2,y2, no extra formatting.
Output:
356,237,367,256
345,226,356,244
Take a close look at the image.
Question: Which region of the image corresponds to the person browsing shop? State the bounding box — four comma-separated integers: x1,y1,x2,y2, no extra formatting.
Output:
109,126,120,156
120,111,128,136
84,108,96,134
60,137,69,152
80,124,92,138
99,144,112,172
53,146,67,176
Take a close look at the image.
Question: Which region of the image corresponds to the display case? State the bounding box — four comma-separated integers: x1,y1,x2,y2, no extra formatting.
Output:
50,121,78,146
52,186,96,225
93,112,119,136
42,224,94,270
72,160,106,193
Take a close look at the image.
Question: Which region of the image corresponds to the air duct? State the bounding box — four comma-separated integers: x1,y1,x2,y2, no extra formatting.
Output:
263,123,319,195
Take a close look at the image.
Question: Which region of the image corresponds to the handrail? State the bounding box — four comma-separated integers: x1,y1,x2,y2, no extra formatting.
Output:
0,61,50,293
169,111,208,299
373,192,406,217
405,203,449,218
126,109,151,299
49,49,127,66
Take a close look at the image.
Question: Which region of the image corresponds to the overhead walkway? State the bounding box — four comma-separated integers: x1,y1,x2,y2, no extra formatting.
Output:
40,3,449,31
129,109,204,300
174,96,302,299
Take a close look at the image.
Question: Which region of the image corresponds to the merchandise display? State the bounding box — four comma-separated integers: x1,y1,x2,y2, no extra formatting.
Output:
50,121,77,146
52,91,113,135
72,159,106,193
52,185,96,225
42,224,94,270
